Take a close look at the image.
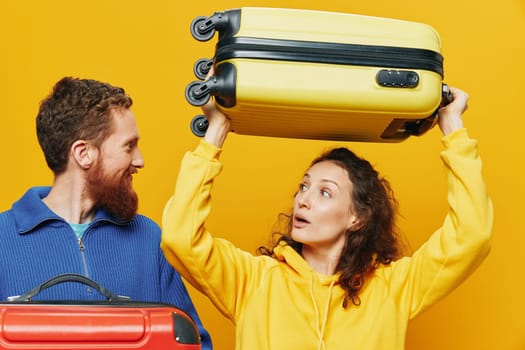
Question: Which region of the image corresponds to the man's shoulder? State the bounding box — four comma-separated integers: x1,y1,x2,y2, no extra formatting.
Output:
0,207,15,224
0,188,28,215
0,187,41,223
131,214,161,230
0,206,13,216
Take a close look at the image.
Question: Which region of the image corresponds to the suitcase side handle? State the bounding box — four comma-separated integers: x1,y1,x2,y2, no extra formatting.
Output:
403,83,454,137
8,273,131,302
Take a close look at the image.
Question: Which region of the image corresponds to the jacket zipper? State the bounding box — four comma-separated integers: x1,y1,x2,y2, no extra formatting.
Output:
215,36,444,76
77,238,90,281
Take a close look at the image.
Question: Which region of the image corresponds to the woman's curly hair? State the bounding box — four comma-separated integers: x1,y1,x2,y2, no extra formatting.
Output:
259,147,405,308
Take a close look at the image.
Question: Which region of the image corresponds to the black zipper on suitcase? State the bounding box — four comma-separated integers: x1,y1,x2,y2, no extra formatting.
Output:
215,36,444,77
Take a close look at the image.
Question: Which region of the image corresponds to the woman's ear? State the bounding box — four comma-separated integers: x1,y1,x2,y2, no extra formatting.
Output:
71,140,96,169
347,214,364,232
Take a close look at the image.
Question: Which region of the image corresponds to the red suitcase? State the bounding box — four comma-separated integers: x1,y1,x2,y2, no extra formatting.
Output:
0,274,201,350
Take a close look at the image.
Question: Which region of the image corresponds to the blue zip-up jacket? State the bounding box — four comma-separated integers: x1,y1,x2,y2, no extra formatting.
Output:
0,186,212,349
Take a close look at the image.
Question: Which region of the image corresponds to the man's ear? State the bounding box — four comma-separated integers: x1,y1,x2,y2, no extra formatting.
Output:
71,140,96,169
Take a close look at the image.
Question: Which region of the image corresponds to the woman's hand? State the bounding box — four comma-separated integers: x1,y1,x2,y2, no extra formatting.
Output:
438,86,469,136
201,70,231,148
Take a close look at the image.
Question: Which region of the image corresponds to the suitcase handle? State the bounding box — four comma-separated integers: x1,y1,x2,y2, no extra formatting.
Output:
441,83,453,106
405,83,454,136
8,273,131,302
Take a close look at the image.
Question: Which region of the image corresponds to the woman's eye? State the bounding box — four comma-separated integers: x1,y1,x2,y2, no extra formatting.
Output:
299,183,307,192
321,190,331,198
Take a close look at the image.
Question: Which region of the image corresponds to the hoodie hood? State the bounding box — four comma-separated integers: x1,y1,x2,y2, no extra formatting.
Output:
273,241,340,284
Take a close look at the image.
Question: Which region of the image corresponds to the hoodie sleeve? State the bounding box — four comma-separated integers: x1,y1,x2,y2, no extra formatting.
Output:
161,140,260,321
385,128,493,318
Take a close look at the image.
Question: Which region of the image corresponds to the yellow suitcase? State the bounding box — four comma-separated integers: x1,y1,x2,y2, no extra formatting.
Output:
185,7,450,142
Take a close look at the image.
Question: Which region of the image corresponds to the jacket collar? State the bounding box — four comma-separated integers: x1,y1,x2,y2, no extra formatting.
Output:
12,186,130,235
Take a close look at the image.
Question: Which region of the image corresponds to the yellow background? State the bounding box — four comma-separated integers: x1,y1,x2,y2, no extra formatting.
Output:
1,0,524,349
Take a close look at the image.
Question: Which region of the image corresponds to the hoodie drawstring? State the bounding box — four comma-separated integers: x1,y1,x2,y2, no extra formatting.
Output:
310,275,335,350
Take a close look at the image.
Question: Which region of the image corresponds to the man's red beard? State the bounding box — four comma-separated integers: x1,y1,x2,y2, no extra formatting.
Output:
87,162,138,221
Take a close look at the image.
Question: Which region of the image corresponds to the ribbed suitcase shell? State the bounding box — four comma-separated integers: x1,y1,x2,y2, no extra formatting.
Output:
187,7,447,142
0,302,201,350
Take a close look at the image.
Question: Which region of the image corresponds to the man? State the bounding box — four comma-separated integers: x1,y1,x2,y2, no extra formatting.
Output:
0,77,212,349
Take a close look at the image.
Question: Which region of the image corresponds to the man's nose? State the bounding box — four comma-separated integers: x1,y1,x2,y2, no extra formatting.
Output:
132,148,145,169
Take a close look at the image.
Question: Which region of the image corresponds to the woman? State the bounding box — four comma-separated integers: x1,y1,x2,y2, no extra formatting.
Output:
161,86,493,350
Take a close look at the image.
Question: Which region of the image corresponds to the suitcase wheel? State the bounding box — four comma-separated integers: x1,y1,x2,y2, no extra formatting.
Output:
190,16,216,41
185,80,211,107
193,58,213,80
190,115,208,137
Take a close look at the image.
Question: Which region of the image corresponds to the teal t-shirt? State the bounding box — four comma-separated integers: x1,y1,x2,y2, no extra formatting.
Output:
69,222,90,239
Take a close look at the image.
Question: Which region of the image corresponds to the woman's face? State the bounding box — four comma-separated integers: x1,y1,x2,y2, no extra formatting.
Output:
291,160,358,255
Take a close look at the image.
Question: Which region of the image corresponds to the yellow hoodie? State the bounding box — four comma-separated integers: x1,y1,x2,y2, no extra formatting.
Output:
161,128,493,350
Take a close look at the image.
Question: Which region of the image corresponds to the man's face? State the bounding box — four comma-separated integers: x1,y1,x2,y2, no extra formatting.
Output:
87,107,144,220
